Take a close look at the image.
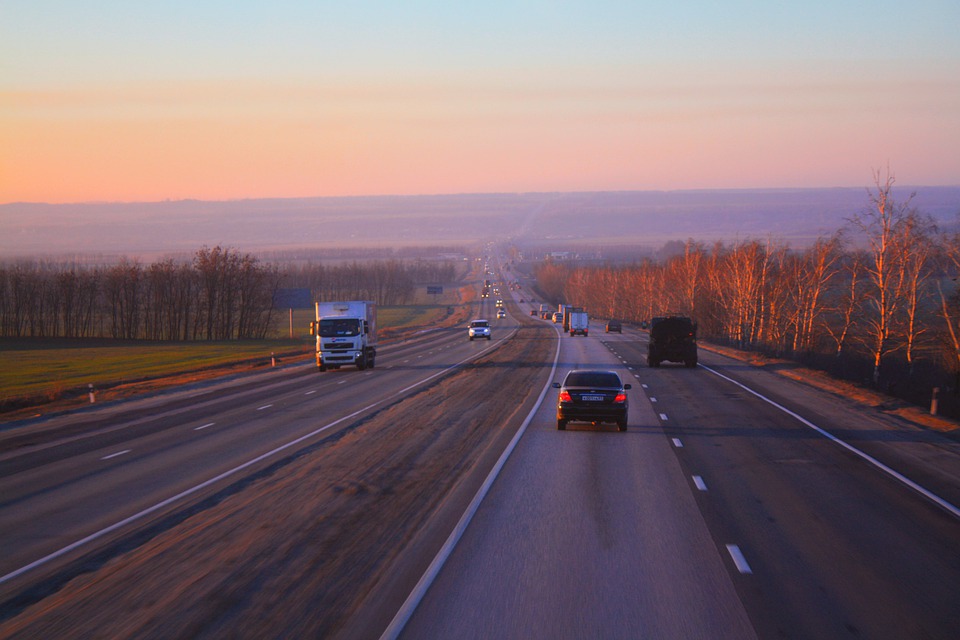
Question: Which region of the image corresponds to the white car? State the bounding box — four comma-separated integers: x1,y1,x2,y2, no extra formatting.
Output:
468,319,491,340
497,308,506,319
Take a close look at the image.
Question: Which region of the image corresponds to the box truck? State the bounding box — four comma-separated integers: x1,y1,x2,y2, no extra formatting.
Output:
310,301,377,371
569,310,589,336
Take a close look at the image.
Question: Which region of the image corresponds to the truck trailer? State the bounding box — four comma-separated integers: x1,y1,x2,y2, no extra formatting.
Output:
310,301,377,371
569,310,589,336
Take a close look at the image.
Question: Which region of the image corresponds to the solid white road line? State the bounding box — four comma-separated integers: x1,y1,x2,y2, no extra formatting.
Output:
379,323,564,640
700,364,960,520
194,423,215,431
101,450,131,461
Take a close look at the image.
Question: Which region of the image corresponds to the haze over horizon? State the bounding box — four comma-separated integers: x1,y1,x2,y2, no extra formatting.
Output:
2,1,958,207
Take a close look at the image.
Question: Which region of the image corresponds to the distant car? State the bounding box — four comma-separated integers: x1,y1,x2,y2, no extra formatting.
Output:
530,309,537,316
468,319,491,341
496,299,504,307
497,308,506,319
605,320,622,333
552,312,562,323
553,370,631,431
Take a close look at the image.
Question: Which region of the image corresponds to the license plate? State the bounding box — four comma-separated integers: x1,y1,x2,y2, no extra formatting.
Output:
581,394,604,401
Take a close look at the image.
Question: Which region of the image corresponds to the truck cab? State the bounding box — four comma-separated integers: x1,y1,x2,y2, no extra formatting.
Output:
312,301,377,371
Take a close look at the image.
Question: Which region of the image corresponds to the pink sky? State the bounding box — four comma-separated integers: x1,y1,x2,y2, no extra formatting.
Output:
3,2,958,204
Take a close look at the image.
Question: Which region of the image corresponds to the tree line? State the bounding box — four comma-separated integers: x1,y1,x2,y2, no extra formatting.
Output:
0,246,458,341
534,173,960,413
0,246,281,340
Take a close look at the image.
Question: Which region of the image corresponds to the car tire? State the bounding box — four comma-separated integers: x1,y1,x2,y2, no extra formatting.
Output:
469,336,474,341
557,419,567,431
617,420,627,432
487,335,491,340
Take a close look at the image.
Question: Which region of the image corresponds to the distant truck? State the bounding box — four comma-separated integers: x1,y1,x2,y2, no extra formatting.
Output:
569,310,589,336
310,301,377,371
561,305,583,332
647,316,697,368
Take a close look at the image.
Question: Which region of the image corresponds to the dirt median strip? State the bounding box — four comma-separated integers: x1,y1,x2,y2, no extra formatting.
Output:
0,320,557,638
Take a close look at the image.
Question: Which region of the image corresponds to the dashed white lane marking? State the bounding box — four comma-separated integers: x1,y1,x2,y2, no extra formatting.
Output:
693,475,708,491
726,544,753,574
338,380,347,384
641,384,648,389
257,404,273,411
305,390,317,395
672,438,683,448
659,413,669,421
650,397,657,403
194,423,215,431
101,450,131,461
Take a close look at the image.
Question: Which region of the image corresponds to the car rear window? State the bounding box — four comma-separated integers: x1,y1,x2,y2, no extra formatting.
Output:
471,321,489,327
565,372,621,388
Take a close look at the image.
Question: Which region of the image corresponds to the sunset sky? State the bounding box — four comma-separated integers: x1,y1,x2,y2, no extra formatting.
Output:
2,1,958,204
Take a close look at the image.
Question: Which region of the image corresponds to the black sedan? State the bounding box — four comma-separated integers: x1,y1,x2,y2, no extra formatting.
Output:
553,369,631,431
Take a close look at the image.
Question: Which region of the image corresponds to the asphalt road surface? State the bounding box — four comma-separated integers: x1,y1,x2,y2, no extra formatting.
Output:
2,286,959,639
395,300,960,639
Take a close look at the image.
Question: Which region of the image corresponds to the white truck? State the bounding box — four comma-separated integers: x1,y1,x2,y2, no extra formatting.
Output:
310,301,377,371
569,310,589,336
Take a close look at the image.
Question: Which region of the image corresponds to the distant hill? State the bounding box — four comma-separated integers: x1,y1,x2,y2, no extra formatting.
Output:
2,187,958,260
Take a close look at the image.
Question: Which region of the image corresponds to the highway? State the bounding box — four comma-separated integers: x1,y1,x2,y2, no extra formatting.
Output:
0,306,517,597
393,298,960,639
1,284,959,639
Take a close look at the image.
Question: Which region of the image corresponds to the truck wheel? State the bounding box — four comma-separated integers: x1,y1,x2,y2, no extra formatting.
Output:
487,335,491,340
618,420,627,432
357,356,366,371
318,364,326,372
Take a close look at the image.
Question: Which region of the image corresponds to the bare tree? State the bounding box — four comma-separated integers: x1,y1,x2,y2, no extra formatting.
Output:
849,169,914,384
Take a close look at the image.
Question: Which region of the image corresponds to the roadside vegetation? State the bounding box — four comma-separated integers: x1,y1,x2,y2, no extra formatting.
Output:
0,258,467,415
534,172,960,419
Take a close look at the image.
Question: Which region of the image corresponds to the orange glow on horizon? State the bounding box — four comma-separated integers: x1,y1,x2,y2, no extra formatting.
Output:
3,75,959,204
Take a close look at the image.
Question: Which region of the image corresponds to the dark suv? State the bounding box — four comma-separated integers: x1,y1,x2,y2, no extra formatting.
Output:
647,316,697,368
553,369,631,431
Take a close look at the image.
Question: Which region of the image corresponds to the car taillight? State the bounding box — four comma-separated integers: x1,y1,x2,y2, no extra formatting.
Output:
559,391,572,402
614,393,627,403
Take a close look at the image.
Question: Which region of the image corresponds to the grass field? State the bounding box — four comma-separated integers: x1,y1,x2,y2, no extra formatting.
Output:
1,290,465,409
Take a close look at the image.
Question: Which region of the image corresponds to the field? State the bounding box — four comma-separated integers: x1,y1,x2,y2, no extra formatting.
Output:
1,288,465,415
